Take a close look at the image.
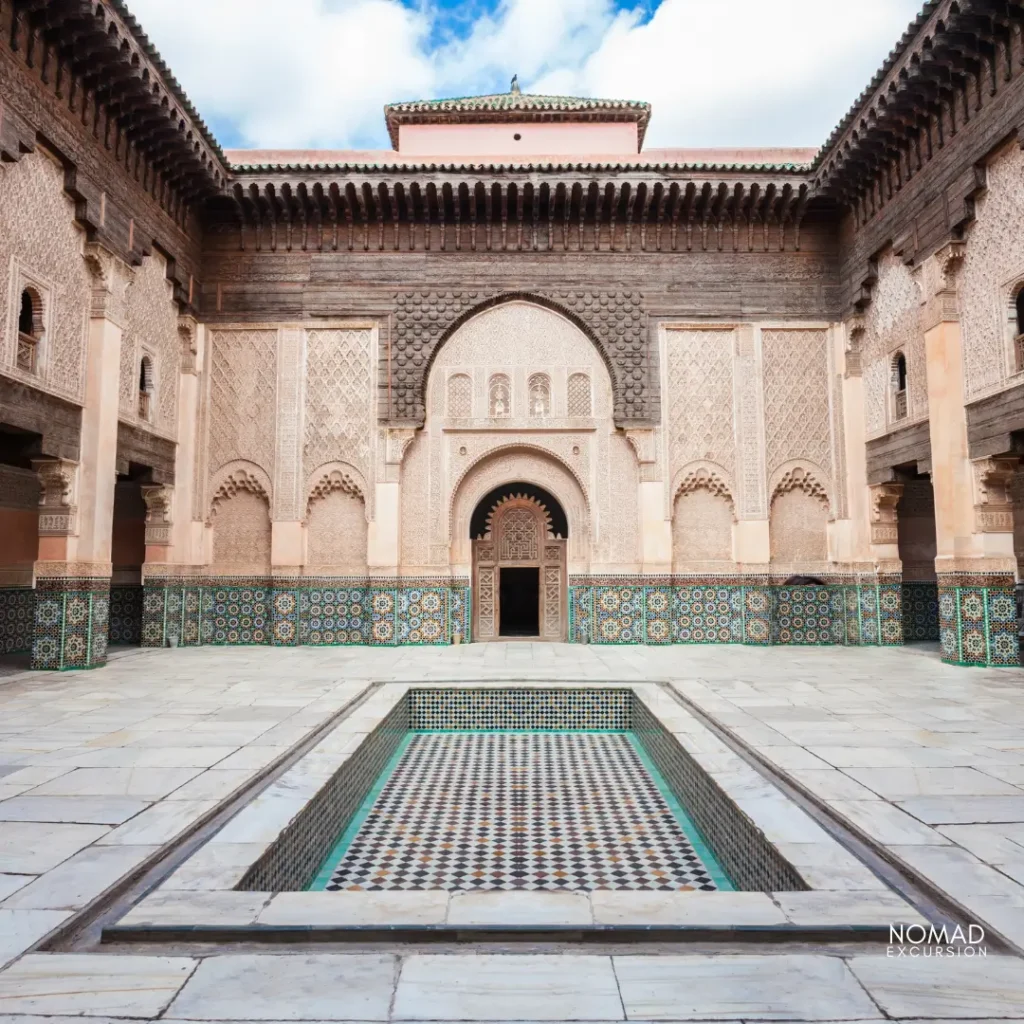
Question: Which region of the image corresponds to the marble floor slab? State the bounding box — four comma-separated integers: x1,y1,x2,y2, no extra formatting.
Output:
613,953,880,1020
166,954,396,1020
392,954,623,1020
0,954,196,1017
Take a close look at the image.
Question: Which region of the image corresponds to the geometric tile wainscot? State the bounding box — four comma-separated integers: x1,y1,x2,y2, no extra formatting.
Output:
5,575,1014,668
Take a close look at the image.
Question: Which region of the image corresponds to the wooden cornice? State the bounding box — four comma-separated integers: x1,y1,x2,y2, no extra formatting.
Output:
814,0,1024,224
219,170,818,254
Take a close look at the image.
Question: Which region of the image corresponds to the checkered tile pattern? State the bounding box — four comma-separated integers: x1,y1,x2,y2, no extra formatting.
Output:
323,732,721,891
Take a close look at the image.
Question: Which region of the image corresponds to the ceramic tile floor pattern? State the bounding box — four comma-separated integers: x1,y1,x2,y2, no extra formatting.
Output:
319,732,723,891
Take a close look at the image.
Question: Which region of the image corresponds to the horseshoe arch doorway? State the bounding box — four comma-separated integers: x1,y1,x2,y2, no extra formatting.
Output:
471,483,567,641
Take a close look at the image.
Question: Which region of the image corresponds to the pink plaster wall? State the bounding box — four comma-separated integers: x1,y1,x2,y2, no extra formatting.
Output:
397,122,639,157
0,508,39,567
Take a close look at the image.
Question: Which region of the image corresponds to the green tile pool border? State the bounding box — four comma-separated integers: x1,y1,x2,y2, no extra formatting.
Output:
625,732,735,892
309,732,416,891
308,729,736,892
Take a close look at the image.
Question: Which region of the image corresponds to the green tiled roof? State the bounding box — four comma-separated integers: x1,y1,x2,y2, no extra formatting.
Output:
384,89,652,148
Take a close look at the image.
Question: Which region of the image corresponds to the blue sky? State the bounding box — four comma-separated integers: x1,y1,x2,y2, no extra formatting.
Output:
127,0,924,152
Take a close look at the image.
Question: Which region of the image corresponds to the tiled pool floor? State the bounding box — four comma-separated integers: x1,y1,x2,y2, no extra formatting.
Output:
312,731,732,892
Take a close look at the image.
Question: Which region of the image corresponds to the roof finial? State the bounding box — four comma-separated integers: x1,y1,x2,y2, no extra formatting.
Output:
510,74,520,95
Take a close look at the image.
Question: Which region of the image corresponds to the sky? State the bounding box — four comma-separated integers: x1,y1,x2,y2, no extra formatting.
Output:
125,0,926,152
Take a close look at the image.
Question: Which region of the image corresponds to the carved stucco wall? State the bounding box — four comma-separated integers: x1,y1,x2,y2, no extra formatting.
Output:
769,489,829,565
119,252,180,439
0,149,89,403
665,328,735,491
401,301,639,570
862,249,924,438
392,289,652,424
672,490,733,566
960,141,1024,401
206,329,279,498
304,329,374,487
211,490,272,573
307,491,367,573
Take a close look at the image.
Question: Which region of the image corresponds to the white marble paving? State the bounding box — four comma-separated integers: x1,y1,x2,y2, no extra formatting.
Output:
0,911,71,969
167,954,396,1020
392,954,623,1020
0,954,197,1017
613,953,880,1020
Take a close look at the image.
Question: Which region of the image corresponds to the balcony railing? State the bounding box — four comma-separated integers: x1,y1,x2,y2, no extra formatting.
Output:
16,332,37,374
894,389,908,420
1015,333,1024,373
138,391,151,421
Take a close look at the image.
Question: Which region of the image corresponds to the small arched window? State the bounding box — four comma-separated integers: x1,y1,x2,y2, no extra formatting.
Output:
138,355,154,421
528,373,551,417
16,287,43,374
447,373,472,417
891,351,908,420
488,373,511,418
567,373,592,417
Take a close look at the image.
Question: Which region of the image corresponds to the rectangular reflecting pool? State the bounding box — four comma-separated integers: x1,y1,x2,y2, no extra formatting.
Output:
309,731,734,892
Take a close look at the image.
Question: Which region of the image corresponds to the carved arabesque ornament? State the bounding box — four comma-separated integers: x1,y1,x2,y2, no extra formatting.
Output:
771,466,829,507
675,466,735,516
483,493,555,542
306,466,366,519
208,467,271,523
178,316,198,375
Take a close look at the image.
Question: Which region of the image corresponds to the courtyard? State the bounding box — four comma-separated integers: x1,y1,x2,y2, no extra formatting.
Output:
0,642,1022,1019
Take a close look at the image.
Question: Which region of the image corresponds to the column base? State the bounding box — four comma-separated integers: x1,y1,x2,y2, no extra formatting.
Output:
937,572,1019,667
32,575,110,670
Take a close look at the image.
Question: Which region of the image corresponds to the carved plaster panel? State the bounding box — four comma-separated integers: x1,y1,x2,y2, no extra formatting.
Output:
207,328,278,486
118,251,180,439
960,142,1024,400
0,150,90,403
733,327,767,520
304,328,374,491
861,249,924,439
762,329,831,485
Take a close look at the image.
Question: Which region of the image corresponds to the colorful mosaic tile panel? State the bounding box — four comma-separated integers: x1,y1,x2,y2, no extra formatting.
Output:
313,732,730,893
939,579,1019,667
32,578,110,670
408,688,633,731
0,588,34,655
902,582,940,642
108,585,143,645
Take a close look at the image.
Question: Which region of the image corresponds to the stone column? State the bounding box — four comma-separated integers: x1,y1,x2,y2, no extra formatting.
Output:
625,428,671,573
923,243,1018,665
370,428,415,572
31,245,129,669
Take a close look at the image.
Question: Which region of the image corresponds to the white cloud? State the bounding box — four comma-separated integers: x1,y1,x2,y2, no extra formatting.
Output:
126,0,924,150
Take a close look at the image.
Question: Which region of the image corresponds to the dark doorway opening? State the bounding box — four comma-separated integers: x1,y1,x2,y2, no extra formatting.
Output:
499,566,539,637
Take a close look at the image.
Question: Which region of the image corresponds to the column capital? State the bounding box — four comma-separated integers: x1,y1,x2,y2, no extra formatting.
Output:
843,315,865,378
868,481,903,547
972,455,1018,534
625,428,660,482
31,457,79,537
141,483,174,547
920,240,966,332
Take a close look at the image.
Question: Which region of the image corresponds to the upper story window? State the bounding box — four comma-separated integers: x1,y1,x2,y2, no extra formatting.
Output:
891,351,908,421
138,355,154,422
567,373,592,417
488,373,511,418
17,287,43,375
528,373,550,417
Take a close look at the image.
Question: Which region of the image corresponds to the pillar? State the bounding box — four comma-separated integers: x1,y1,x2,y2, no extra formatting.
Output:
924,243,1018,666
31,246,129,669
